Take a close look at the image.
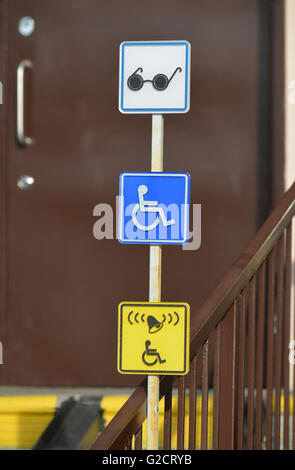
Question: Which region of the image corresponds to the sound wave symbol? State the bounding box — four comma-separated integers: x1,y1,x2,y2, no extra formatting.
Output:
128,311,179,326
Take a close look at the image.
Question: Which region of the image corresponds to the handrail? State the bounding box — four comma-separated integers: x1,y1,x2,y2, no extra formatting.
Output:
90,181,295,450
190,181,295,356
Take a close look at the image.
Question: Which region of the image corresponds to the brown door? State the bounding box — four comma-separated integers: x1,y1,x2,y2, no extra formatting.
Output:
0,0,283,386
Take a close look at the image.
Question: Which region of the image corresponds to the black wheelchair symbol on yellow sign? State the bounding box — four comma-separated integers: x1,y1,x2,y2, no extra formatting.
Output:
117,302,190,376
142,340,166,366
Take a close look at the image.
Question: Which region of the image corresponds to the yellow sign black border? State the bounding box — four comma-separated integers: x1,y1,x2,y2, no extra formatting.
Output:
117,302,190,375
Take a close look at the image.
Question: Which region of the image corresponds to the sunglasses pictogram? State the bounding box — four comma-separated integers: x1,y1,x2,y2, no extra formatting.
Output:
127,66,182,91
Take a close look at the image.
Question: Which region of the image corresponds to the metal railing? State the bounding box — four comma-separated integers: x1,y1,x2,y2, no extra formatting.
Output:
90,182,295,450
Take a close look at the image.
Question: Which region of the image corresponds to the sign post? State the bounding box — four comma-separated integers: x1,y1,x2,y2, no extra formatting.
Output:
117,40,191,450
148,114,164,449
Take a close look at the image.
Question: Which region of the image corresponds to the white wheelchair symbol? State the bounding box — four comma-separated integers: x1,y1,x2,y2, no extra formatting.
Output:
132,185,175,231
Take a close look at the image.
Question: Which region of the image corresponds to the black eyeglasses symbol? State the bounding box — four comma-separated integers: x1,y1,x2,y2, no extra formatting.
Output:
127,66,182,92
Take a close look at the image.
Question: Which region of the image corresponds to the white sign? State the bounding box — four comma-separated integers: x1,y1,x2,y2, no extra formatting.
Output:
119,40,191,114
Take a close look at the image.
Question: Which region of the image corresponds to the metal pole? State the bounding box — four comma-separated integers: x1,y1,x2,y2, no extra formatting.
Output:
147,114,164,450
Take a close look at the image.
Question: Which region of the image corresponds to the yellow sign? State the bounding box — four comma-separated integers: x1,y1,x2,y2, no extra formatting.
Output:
117,302,190,375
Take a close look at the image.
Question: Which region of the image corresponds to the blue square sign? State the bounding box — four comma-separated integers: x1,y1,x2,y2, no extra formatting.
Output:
118,172,190,244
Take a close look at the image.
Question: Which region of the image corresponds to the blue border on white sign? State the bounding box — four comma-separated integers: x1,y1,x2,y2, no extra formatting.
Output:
120,41,190,113
118,172,190,245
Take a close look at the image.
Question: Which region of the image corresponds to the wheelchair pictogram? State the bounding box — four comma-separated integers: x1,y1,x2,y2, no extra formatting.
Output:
142,340,166,366
131,184,175,231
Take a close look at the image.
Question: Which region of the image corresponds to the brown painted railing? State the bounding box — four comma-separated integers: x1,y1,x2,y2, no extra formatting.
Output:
91,182,295,450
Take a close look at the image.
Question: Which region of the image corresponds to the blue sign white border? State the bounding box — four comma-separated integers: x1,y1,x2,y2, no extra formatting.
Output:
118,172,190,245
119,40,191,114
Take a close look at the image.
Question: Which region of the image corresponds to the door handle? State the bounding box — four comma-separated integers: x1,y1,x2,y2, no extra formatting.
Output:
17,59,33,146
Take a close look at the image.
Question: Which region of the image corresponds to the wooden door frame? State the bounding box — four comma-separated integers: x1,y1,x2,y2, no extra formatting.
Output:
257,0,285,229
0,0,8,384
